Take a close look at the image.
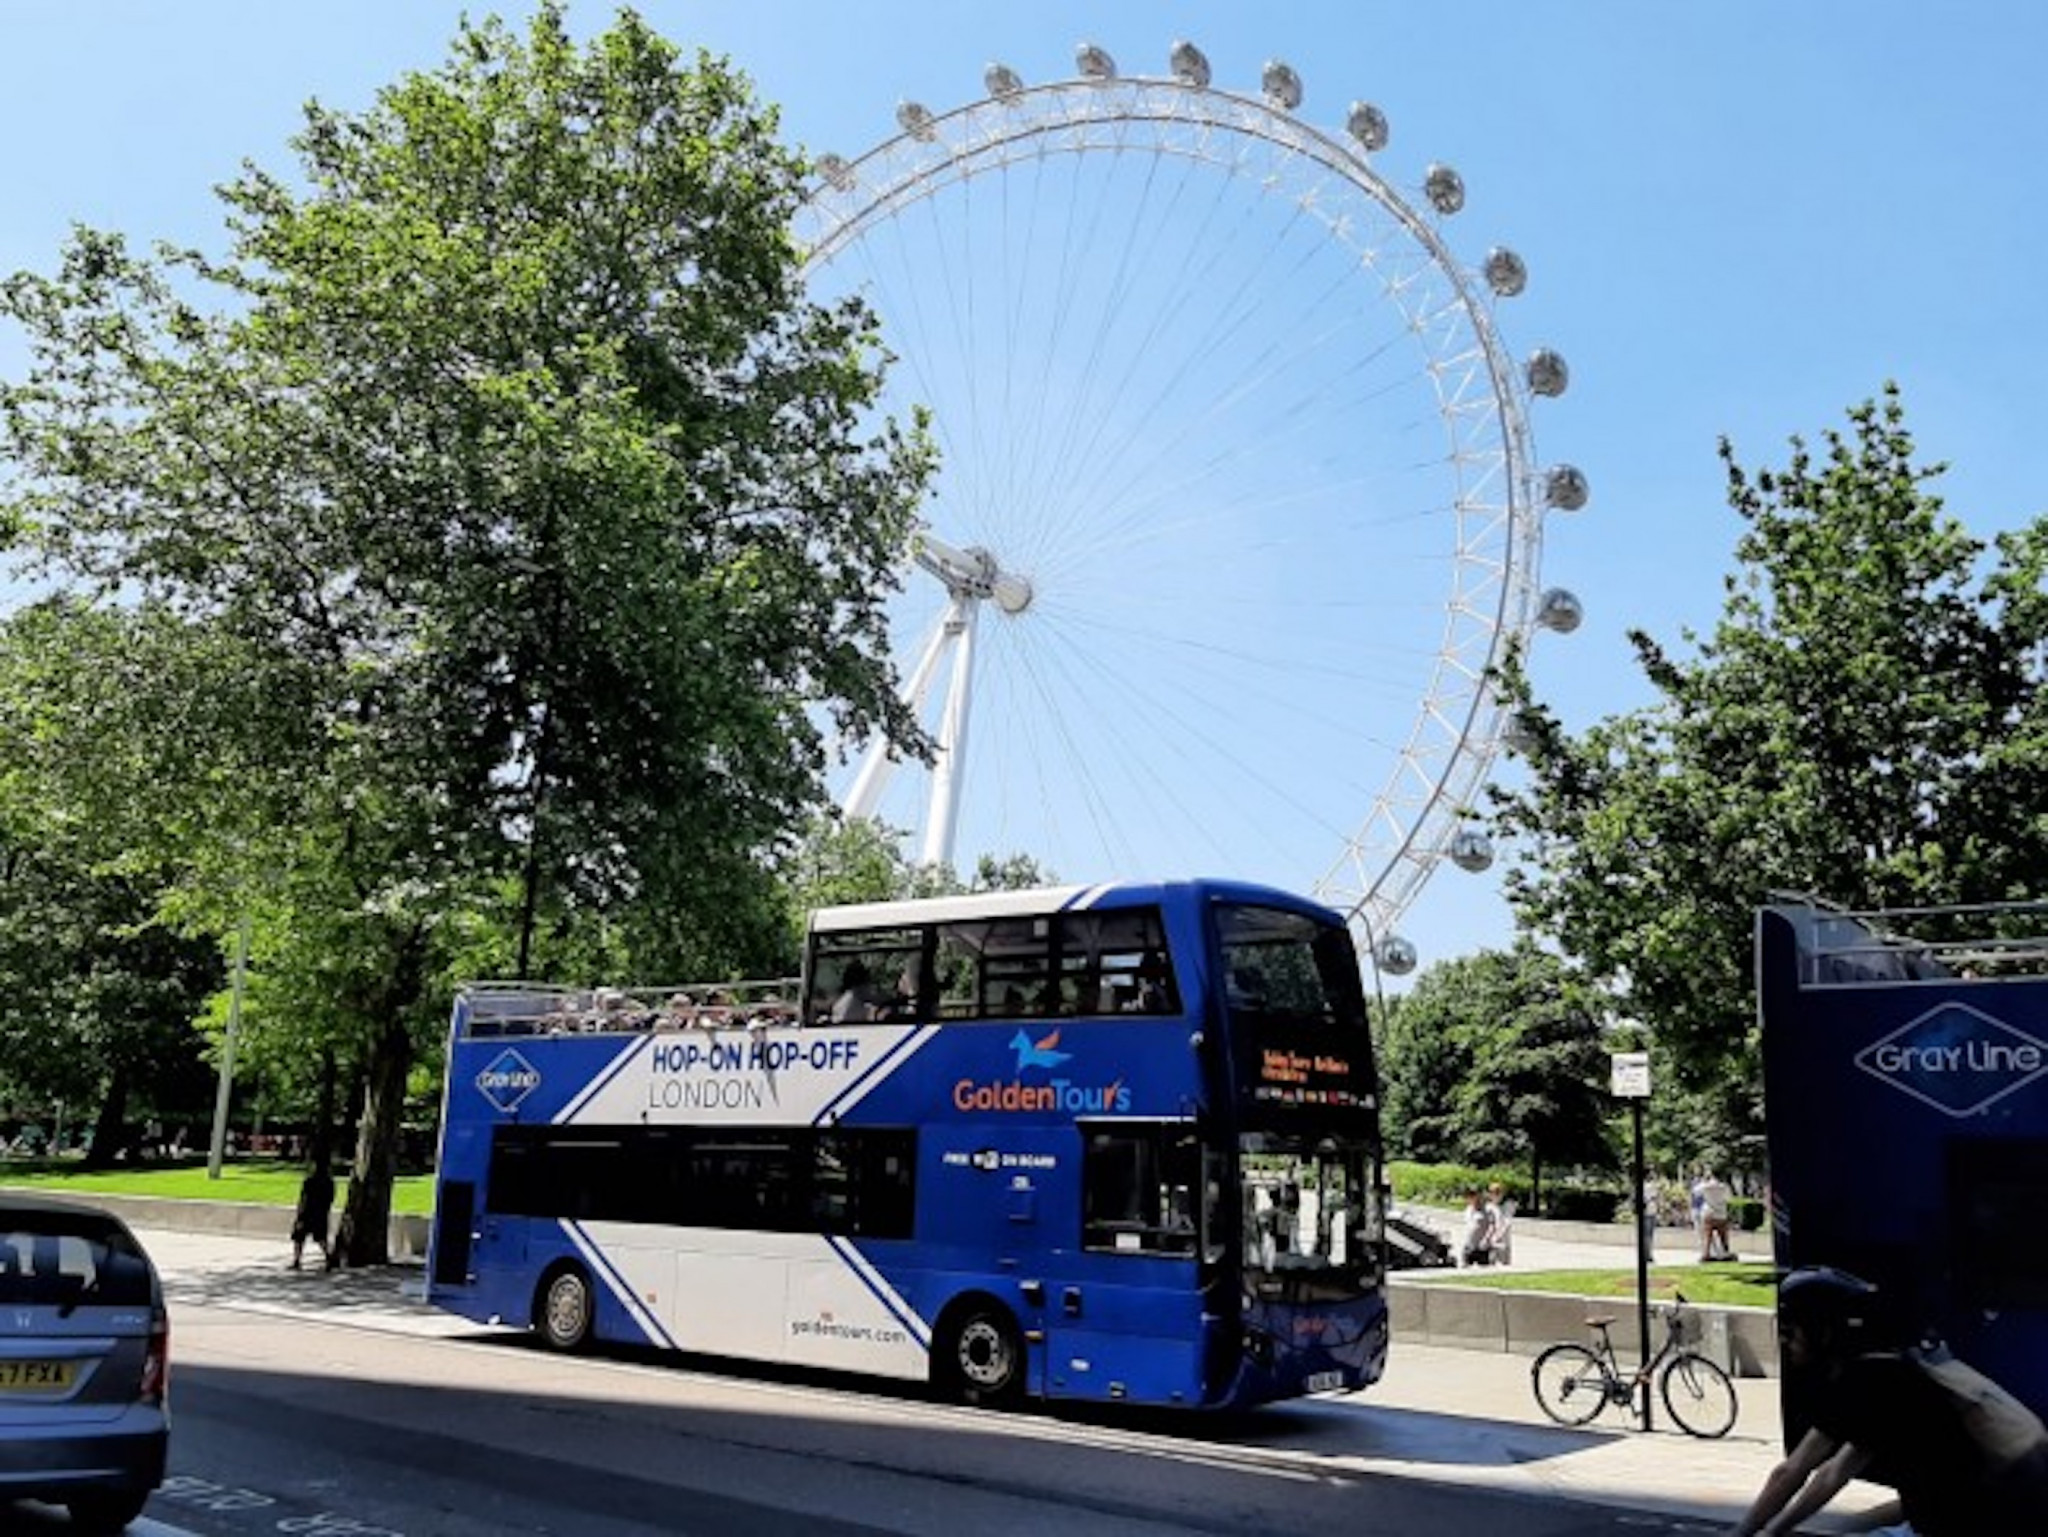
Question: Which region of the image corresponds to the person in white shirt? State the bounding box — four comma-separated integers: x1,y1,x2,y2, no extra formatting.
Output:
1694,1168,1733,1260
830,960,885,1023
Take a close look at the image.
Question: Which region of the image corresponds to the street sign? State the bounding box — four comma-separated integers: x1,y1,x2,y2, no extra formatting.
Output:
1610,1050,1651,1098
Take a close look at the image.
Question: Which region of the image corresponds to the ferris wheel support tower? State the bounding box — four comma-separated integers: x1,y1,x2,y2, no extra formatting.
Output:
841,529,1034,868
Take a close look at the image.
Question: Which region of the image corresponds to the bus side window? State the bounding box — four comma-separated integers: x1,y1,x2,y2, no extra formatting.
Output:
1082,1125,1198,1256
931,925,983,1019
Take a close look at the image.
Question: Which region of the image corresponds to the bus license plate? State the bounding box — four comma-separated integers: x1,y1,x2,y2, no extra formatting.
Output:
1304,1370,1345,1394
0,1359,77,1393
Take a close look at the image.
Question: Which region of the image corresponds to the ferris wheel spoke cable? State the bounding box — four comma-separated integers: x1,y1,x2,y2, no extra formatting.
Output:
1011,145,1380,564
1030,154,1270,543
993,621,1260,874
1024,579,1427,737
943,168,990,511
1058,251,1423,544
1058,266,1373,547
995,620,1133,867
1032,593,1431,711
1045,143,1275,462
847,214,970,487
1011,611,1354,870
1033,151,1180,519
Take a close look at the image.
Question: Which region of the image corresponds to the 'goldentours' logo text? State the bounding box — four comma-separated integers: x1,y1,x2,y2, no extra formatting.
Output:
953,1027,1130,1114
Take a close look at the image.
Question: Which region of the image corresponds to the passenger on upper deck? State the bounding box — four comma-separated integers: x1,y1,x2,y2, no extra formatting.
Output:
1126,952,1171,1013
831,961,886,1022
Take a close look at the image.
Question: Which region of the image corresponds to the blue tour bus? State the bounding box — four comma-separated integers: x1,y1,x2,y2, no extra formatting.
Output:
425,878,1390,1409
1757,897,2048,1427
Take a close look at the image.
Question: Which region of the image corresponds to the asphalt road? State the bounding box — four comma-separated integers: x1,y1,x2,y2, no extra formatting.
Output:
13,1299,1733,1537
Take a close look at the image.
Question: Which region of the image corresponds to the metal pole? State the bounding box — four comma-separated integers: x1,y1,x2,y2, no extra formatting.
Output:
207,917,251,1180
1632,1098,1653,1431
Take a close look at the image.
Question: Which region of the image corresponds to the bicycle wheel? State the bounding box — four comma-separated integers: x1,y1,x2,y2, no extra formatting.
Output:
1531,1343,1611,1427
1660,1352,1738,1438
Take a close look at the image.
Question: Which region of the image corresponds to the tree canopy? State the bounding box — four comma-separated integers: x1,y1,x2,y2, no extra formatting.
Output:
1491,387,2048,1150
1376,944,1615,1203
0,5,935,1255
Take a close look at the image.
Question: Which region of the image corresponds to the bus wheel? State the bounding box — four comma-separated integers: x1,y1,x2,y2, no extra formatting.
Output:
941,1301,1024,1406
536,1264,595,1352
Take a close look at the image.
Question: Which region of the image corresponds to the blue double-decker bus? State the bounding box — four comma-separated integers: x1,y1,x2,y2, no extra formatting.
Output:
426,878,1389,1409
1757,898,2048,1425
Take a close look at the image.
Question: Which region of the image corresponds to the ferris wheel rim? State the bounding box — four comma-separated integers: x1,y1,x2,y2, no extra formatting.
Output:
797,52,1562,955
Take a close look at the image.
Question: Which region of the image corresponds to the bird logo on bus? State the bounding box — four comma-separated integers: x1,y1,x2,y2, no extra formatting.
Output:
1010,1028,1071,1073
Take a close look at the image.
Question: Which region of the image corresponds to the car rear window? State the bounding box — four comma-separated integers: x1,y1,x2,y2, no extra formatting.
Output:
0,1211,153,1307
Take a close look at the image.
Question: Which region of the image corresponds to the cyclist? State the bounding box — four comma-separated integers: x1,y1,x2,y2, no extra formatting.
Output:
1727,1266,2048,1535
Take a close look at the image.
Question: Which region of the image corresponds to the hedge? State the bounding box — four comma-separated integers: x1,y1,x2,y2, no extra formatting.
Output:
1728,1195,1767,1231
1387,1160,1627,1222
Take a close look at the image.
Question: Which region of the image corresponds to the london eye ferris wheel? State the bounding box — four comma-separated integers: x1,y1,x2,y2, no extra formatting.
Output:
796,40,1587,974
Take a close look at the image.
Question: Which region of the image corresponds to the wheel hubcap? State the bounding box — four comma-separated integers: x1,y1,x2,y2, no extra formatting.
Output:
959,1319,1010,1387
547,1277,585,1339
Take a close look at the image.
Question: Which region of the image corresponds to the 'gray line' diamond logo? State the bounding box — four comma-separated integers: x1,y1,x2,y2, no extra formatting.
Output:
475,1048,541,1113
1854,1003,2048,1118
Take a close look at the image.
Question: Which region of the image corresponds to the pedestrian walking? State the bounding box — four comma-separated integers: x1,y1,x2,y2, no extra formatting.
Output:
291,1163,336,1271
1693,1167,1733,1261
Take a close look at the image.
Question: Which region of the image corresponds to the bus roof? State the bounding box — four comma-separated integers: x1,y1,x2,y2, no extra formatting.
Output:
805,878,1343,934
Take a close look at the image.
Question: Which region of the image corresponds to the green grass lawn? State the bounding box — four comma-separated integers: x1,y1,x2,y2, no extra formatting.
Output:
0,1158,436,1216
1438,1262,1777,1309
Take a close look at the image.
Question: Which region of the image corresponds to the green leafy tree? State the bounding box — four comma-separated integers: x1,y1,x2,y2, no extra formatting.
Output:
1379,945,1614,1204
1446,946,1616,1209
0,8,934,1259
1373,979,1475,1165
1491,388,2048,1147
0,602,225,1161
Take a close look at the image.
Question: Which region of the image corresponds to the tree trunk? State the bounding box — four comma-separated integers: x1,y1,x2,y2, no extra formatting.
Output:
332,1019,411,1268
1529,1151,1544,1217
81,1065,131,1170
332,922,427,1269
514,700,556,978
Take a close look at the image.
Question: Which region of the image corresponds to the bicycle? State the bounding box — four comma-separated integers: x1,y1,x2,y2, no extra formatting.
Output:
1530,1292,1739,1438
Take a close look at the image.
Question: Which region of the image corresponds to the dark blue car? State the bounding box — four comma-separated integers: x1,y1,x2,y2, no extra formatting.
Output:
0,1193,168,1532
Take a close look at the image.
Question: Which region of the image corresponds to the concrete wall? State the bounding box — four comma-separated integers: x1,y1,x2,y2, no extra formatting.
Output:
1389,1278,1778,1378
5,1188,432,1262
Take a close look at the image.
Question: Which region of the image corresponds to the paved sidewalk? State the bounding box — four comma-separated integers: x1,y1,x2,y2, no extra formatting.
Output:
133,1224,1897,1531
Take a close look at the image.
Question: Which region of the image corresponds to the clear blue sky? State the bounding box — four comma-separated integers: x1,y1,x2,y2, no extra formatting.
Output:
4,3,2042,975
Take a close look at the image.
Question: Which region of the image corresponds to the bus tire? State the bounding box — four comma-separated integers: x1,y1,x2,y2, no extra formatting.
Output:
535,1262,596,1353
937,1297,1026,1407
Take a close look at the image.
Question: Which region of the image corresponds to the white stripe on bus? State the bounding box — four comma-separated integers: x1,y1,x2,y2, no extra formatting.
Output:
556,1035,651,1124
562,1219,679,1350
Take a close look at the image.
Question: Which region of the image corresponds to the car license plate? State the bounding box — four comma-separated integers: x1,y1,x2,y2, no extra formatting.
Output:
0,1359,77,1392
1304,1369,1345,1394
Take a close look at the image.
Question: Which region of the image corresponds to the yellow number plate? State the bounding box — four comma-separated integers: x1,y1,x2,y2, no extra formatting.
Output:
0,1359,77,1392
